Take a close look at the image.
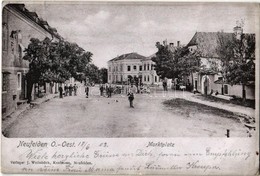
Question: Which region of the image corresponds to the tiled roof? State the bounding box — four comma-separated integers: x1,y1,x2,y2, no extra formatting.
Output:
187,31,255,58
187,32,234,58
109,52,146,62
8,4,62,40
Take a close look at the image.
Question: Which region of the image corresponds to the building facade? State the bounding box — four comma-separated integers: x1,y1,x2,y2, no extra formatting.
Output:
107,52,161,85
141,54,160,85
187,29,255,99
2,4,61,117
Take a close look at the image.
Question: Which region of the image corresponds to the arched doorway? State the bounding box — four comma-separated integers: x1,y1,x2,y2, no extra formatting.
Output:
201,75,210,95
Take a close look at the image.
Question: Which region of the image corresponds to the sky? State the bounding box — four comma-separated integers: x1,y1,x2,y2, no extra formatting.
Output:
25,2,257,68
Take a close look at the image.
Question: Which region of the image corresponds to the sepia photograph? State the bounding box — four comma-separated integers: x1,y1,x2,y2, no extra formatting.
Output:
1,2,257,139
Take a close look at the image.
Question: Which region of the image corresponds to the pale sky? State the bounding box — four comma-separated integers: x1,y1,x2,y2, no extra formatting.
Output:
25,2,257,68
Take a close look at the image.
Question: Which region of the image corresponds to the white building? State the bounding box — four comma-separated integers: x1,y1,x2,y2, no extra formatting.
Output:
107,52,161,85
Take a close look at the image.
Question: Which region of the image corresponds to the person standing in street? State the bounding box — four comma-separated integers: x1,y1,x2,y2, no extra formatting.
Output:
85,85,89,98
105,84,109,97
108,85,112,98
58,85,63,98
69,84,73,96
100,84,104,96
127,85,135,108
64,84,69,96
73,84,78,96
163,80,167,91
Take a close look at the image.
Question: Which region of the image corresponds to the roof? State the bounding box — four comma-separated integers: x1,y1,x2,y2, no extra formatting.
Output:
109,52,146,62
187,32,234,58
187,31,254,58
142,53,156,61
7,4,62,40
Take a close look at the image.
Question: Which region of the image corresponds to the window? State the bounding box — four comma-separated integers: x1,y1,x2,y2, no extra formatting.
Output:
133,65,137,70
139,66,142,71
155,76,157,82
127,66,131,71
17,72,22,90
144,64,146,71
2,73,9,92
120,65,123,71
144,75,146,82
109,75,111,80
147,75,150,82
147,64,150,70
116,75,118,81
109,67,111,72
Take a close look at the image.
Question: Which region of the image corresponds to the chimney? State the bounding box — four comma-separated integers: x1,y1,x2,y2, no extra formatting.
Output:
177,41,180,47
233,26,243,40
170,43,174,47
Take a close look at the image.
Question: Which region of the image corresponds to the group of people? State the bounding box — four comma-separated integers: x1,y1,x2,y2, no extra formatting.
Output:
100,84,135,108
58,84,78,98
59,83,135,108
99,84,113,98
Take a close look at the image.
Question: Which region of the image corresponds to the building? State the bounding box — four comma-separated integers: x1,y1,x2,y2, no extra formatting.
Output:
107,40,178,86
2,4,62,118
141,54,160,85
107,52,144,84
187,28,255,99
107,52,162,85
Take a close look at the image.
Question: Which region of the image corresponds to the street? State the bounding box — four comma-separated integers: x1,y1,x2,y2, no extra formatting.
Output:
6,85,249,138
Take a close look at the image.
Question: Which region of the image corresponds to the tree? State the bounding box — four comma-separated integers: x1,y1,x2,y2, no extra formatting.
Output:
85,64,99,83
23,38,52,102
99,68,108,84
152,42,201,87
23,37,93,102
59,41,92,82
216,28,255,100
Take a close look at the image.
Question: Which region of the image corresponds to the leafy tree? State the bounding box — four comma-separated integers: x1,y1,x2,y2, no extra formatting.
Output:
152,42,201,87
99,68,108,84
85,64,100,83
23,38,51,102
151,43,174,79
216,30,255,100
23,37,93,102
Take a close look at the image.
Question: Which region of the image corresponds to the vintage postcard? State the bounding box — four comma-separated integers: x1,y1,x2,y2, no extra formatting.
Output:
1,1,259,175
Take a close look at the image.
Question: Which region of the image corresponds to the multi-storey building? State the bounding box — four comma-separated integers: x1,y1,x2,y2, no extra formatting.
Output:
107,41,177,85
141,54,160,85
107,53,144,84
107,52,162,85
2,4,62,117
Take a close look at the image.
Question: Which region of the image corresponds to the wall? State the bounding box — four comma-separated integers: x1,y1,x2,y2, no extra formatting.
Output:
195,72,255,99
2,6,54,117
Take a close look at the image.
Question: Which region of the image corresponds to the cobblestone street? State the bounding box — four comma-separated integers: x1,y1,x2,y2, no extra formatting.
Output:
5,85,251,138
